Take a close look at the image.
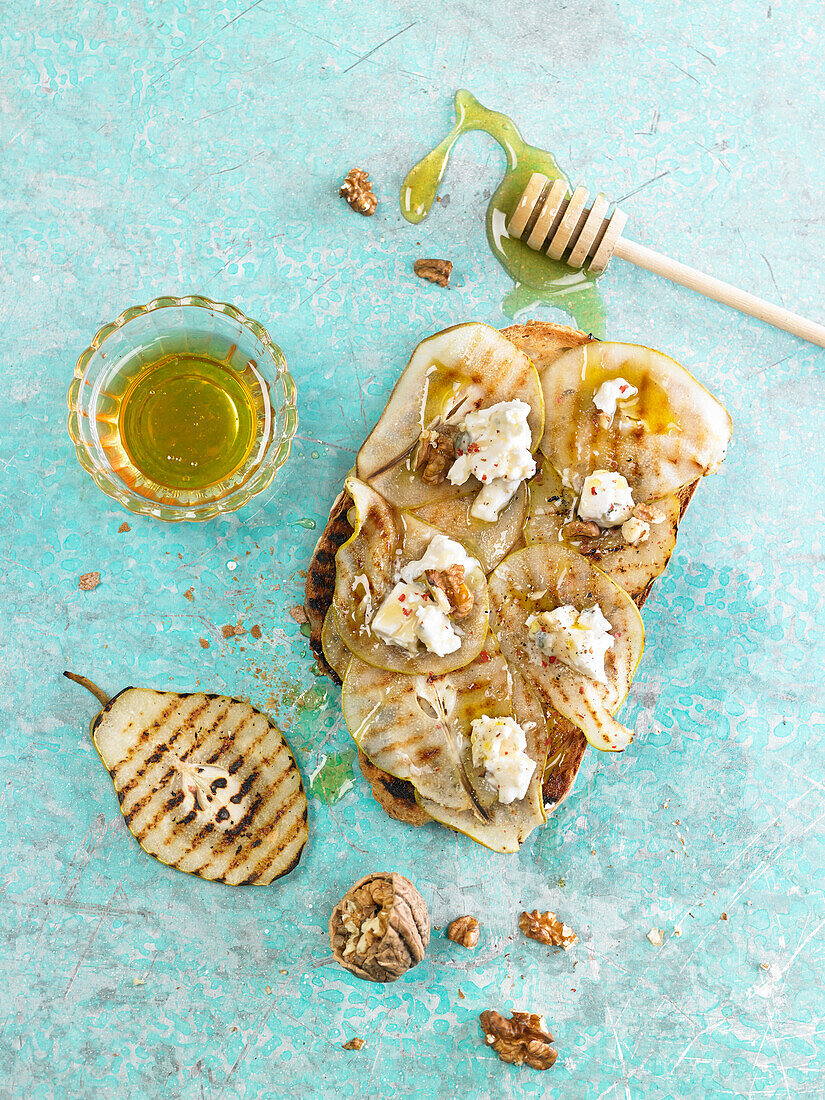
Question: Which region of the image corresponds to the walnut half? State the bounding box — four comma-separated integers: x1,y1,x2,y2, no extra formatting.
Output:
446,915,479,949
415,427,456,485
479,1010,557,1071
519,910,578,949
425,565,473,620
340,168,377,216
329,872,430,982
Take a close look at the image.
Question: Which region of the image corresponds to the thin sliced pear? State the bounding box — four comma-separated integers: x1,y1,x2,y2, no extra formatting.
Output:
321,608,352,681
412,482,527,573
539,342,732,500
65,673,308,886
341,638,547,853
487,545,645,752
357,323,544,509
525,460,680,600
332,477,489,674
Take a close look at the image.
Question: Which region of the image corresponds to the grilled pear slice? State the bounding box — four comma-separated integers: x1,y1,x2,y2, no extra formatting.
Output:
411,482,527,573
488,545,645,752
332,477,489,674
321,608,352,681
539,342,732,500
341,637,547,853
356,322,544,509
525,460,680,600
64,673,308,886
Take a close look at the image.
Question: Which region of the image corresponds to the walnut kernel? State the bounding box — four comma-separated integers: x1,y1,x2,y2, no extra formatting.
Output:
633,502,665,524
340,168,377,216
415,428,456,485
425,565,473,620
413,258,453,287
446,915,479,949
479,1010,557,1071
329,872,430,982
519,910,578,950
562,520,601,540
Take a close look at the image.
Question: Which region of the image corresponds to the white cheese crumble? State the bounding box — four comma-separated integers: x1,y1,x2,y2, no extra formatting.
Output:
370,535,482,657
370,580,461,657
621,516,650,545
528,604,614,683
593,377,637,423
577,470,634,528
400,533,481,585
447,400,536,522
470,715,536,804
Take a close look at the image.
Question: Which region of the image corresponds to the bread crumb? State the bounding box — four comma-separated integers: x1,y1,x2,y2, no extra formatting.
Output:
199,638,210,649
289,606,308,625
342,1037,365,1051
118,522,130,533
78,572,100,591
183,588,194,601
222,623,246,639
647,928,664,946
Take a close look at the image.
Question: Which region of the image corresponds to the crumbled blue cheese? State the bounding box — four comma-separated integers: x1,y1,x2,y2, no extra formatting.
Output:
370,535,482,657
447,400,536,522
528,604,614,683
577,470,634,527
370,580,462,657
400,533,481,585
470,715,536,804
593,377,637,423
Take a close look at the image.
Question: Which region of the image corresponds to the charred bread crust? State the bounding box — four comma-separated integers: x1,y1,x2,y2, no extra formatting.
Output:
303,322,700,823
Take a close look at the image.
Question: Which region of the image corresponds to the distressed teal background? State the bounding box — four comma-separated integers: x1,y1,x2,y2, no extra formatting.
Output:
1,1,823,1097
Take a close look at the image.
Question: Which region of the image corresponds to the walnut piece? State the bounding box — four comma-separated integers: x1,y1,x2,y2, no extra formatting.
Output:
340,168,377,216
329,872,430,983
632,502,665,524
342,1037,365,1050
519,910,578,950
562,519,601,540
415,427,456,485
78,571,100,591
479,1010,557,1071
425,565,473,620
413,257,453,287
446,915,479,948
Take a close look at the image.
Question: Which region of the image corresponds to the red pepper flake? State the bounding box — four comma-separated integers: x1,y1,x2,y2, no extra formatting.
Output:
398,594,406,602
402,608,411,616
591,487,597,495
479,650,490,663
468,443,480,453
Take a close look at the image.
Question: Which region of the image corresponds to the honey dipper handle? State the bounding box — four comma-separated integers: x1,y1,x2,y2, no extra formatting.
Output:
613,236,825,348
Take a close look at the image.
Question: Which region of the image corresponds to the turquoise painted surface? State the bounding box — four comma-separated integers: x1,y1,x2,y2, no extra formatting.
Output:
1,1,823,1097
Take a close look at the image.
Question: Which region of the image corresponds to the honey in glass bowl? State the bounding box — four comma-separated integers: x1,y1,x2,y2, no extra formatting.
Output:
68,296,297,522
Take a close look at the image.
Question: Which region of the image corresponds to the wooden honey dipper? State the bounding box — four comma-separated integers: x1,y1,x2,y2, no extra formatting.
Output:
508,172,825,348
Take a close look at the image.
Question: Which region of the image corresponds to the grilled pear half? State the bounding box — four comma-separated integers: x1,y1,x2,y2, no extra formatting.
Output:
356,322,544,509
525,460,680,601
64,673,308,886
540,342,732,501
412,483,527,574
488,545,645,752
341,638,547,853
332,477,489,674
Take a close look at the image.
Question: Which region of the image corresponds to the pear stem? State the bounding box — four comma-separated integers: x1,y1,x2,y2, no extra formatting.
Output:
63,671,111,707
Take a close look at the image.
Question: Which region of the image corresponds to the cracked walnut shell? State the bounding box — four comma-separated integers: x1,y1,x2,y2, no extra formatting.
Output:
519,910,578,949
340,168,377,216
479,1010,557,1070
329,872,430,982
446,915,479,948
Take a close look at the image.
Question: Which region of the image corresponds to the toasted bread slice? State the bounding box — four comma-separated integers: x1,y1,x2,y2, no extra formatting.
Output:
304,321,699,827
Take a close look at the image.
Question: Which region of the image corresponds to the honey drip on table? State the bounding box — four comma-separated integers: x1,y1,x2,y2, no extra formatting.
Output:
400,90,606,337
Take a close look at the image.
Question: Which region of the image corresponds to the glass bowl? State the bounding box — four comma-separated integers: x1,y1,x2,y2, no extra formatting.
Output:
67,295,297,521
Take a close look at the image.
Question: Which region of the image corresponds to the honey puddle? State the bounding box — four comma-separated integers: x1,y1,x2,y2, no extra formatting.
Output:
400,90,606,337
